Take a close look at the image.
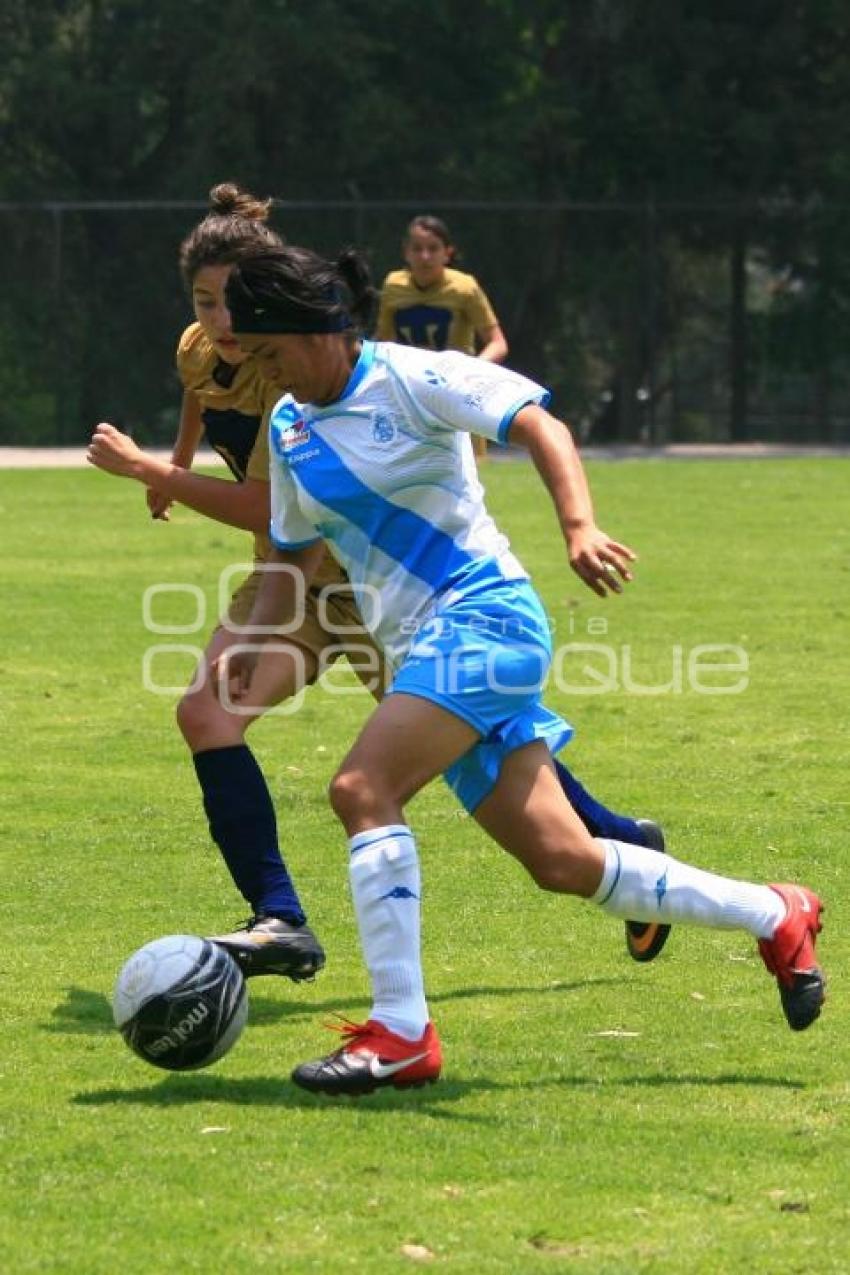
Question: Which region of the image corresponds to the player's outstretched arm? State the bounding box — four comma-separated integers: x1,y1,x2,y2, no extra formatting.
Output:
508,403,637,598
146,390,204,520
86,421,269,533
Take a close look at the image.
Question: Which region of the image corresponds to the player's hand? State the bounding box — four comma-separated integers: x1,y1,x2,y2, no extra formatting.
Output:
146,487,172,521
86,422,144,479
567,525,636,598
211,646,261,705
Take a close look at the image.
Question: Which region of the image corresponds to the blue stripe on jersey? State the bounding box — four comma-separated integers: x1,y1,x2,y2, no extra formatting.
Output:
290,431,474,589
320,340,375,406
498,390,552,443
269,525,322,552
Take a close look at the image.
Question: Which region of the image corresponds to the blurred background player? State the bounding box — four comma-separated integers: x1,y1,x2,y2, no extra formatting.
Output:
376,214,507,461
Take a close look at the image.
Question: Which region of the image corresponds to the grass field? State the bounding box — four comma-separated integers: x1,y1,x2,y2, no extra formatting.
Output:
1,457,848,1273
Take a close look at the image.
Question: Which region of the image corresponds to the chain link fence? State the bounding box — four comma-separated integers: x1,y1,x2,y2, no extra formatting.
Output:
1,199,848,446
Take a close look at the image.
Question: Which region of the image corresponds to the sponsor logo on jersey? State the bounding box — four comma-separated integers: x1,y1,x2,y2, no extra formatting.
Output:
280,421,311,449
271,402,311,457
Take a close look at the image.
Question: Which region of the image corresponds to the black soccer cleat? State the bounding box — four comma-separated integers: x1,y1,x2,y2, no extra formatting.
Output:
779,971,827,1032
208,915,325,981
624,819,672,963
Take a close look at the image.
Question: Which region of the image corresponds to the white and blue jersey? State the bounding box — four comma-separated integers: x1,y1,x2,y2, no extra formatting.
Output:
270,341,543,660
268,340,573,811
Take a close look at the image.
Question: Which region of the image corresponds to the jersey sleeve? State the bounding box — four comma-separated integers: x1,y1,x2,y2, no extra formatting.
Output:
409,351,550,445
174,323,209,392
466,279,499,333
374,275,396,341
269,458,322,549
268,406,323,550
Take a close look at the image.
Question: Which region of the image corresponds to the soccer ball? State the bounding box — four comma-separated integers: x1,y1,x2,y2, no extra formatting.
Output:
112,935,248,1071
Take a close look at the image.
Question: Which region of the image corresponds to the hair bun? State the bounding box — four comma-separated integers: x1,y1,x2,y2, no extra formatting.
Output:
208,182,271,223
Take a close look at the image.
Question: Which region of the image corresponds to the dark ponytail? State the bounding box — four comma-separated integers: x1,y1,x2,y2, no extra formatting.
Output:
335,247,378,332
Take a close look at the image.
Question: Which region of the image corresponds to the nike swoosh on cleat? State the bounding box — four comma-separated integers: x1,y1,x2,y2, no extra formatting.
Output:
368,1051,428,1080
793,889,812,914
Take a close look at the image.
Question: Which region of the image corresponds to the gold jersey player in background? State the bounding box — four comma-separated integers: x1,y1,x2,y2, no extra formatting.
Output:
376,215,508,460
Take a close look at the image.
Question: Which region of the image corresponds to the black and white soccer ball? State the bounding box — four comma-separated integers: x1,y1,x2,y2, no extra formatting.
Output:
112,935,248,1071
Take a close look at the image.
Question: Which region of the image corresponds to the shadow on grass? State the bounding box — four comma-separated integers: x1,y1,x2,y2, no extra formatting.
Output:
71,1074,504,1123
614,1073,805,1090
44,987,114,1035
45,976,623,1037
71,1065,804,1122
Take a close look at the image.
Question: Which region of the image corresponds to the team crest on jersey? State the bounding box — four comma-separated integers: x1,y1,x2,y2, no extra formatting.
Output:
372,412,396,443
271,402,311,457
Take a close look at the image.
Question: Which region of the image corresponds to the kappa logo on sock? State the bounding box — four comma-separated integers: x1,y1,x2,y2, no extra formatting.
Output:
654,870,669,906
379,886,419,901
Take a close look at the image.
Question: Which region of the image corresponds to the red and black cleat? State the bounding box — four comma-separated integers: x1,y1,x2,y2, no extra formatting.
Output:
758,884,825,1031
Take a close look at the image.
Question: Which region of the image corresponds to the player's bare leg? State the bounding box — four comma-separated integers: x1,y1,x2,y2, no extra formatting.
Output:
177,623,319,751
180,628,325,980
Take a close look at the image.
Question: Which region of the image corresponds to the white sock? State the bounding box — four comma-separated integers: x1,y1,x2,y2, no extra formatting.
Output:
348,824,429,1040
593,839,786,939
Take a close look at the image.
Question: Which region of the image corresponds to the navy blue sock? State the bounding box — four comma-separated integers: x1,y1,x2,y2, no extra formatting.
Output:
554,759,649,846
192,744,306,924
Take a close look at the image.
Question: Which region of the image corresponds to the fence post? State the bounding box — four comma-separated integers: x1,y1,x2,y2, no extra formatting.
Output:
51,204,66,443
644,196,658,445
729,212,749,441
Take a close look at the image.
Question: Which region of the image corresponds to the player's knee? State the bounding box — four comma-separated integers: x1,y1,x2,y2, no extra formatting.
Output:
523,847,589,895
528,861,569,892
328,767,383,827
176,686,221,748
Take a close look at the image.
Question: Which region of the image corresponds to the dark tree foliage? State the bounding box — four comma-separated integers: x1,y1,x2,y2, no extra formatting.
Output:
1,0,849,442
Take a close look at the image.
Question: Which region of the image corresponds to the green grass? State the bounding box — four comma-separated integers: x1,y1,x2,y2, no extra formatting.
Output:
1,458,848,1273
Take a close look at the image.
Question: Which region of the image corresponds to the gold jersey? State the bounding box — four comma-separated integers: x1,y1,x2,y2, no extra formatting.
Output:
176,323,274,481
375,267,498,356
176,322,278,562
